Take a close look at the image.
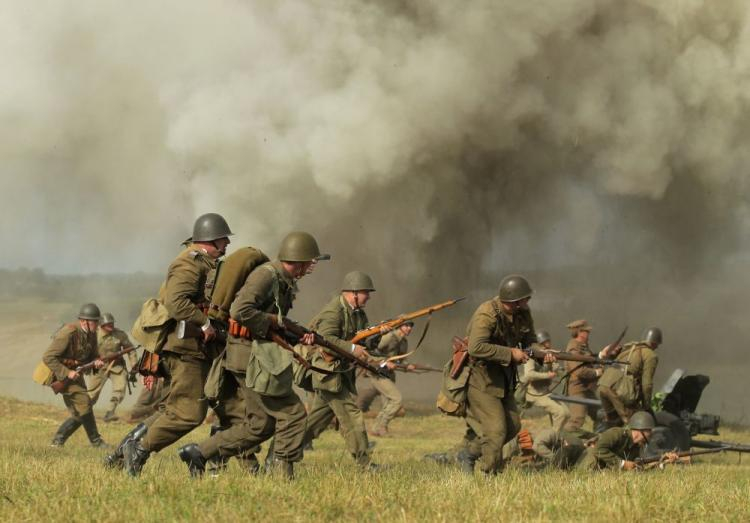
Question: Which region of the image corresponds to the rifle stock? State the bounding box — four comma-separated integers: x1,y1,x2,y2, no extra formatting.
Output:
50,345,139,395
350,297,464,344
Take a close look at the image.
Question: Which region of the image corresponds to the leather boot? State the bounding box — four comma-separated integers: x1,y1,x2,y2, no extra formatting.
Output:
123,439,150,477
103,423,147,470
50,418,82,447
81,412,107,448
269,458,294,480
178,443,207,478
456,449,477,475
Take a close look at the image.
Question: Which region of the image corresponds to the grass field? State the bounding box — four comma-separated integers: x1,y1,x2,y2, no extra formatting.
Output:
0,397,749,522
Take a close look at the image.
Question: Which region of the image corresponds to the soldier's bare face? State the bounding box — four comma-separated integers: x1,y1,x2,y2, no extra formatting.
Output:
79,319,98,333
101,324,114,334
631,429,651,445
500,297,530,314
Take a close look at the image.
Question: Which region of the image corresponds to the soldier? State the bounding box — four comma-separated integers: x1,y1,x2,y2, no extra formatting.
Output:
176,232,324,479
563,320,602,433
462,274,534,475
598,327,662,426
122,213,232,476
300,271,391,469
358,321,415,437
45,303,107,447
575,410,674,470
520,330,570,434
87,313,138,422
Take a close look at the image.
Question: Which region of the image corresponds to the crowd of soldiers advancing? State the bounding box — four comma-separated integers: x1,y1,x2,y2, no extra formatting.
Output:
40,212,677,478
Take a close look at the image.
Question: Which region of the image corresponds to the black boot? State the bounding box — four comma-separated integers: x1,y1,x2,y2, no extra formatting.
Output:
50,418,82,447
269,458,294,480
81,412,107,448
178,444,207,478
456,449,477,475
123,439,150,477
103,423,148,470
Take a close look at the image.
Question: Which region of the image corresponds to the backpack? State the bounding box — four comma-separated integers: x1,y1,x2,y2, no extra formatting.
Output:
598,345,642,405
131,298,173,353
208,247,270,323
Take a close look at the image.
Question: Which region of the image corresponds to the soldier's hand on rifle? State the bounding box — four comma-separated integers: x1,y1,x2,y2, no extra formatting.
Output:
510,348,529,364
547,371,557,379
67,370,79,380
542,353,557,364
352,345,369,360
300,332,316,346
93,359,105,369
202,322,216,342
622,460,638,471
143,375,156,391
662,452,680,464
378,324,393,334
406,364,416,372
385,361,397,370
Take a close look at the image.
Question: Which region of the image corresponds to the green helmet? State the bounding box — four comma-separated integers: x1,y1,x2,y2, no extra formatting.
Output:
536,330,551,344
629,411,655,431
642,327,663,347
191,213,233,242
100,312,115,326
341,271,375,292
498,275,533,302
78,303,101,321
278,231,325,262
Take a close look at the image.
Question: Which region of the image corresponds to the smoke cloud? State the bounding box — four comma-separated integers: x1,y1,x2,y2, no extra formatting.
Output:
1,1,750,418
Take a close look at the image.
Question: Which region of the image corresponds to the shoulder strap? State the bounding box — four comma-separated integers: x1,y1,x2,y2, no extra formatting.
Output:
264,264,283,326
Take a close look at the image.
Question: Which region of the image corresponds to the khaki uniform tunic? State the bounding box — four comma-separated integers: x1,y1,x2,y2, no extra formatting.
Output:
576,427,641,470
303,295,372,465
564,338,600,432
87,327,137,412
522,351,570,434
464,298,535,474
198,260,307,463
140,245,218,453
599,341,659,423
43,324,99,418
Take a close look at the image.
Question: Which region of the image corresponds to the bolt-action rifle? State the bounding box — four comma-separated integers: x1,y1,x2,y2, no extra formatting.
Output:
525,326,629,366
50,346,139,394
390,362,442,374
635,447,727,467
350,298,464,345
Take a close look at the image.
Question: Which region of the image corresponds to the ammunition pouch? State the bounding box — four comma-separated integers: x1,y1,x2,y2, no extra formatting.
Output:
204,349,227,402
228,319,252,340
137,351,162,377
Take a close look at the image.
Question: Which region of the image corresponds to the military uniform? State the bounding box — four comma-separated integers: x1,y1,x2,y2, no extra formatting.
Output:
137,245,218,453
521,348,570,433
196,260,307,465
599,342,658,423
357,330,408,434
576,427,642,470
464,298,534,474
303,295,372,465
44,323,104,446
123,377,167,423
563,337,600,431
87,327,137,418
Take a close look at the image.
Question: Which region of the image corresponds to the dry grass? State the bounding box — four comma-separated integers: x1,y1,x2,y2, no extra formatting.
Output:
0,396,749,522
